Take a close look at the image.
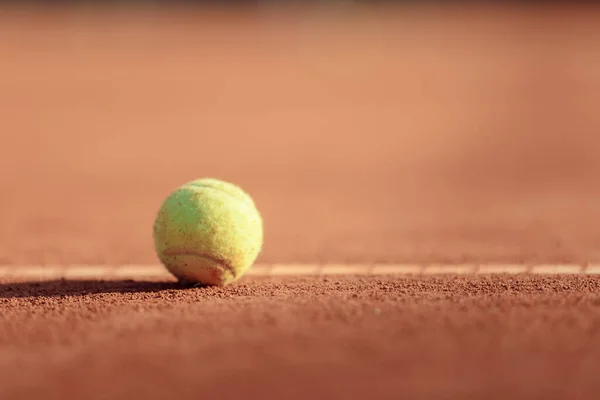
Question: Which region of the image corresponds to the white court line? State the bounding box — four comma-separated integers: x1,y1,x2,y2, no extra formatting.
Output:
0,264,599,280
530,264,584,274
477,264,529,274
371,264,423,275
422,264,478,274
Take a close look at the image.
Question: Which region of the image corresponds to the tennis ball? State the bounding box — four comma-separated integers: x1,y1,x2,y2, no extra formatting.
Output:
153,178,263,286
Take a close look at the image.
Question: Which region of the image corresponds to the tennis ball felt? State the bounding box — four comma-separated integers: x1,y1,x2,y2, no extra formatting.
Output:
153,178,263,286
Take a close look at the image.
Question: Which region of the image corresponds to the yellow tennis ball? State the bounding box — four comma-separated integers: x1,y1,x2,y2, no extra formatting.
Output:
153,178,263,286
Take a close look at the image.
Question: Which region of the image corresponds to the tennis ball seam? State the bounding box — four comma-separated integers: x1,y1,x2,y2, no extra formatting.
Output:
183,182,254,206
162,249,235,274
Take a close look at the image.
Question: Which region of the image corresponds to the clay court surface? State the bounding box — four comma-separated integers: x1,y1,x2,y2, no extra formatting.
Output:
2,3,600,399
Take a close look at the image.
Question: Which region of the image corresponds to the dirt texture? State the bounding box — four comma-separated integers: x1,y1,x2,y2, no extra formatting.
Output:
2,275,600,400
1,3,600,400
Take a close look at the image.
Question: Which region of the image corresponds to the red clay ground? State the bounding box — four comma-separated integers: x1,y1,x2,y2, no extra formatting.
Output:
1,4,600,399
2,275,600,400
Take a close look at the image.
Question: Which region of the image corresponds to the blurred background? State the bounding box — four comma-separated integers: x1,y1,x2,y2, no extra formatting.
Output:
1,1,599,266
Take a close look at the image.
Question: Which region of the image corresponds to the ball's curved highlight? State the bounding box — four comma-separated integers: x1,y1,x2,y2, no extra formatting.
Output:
153,178,263,286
